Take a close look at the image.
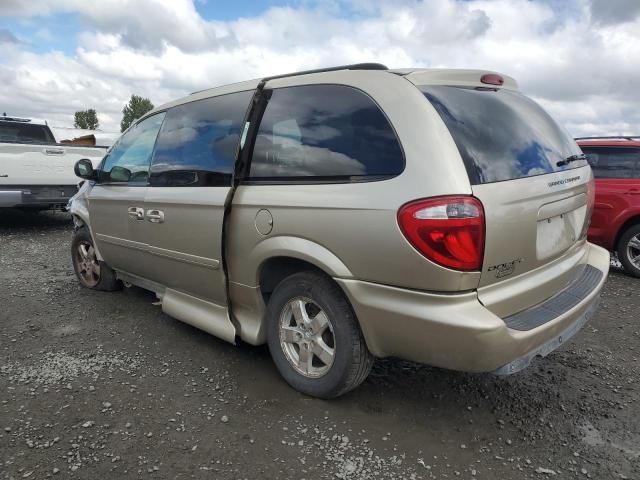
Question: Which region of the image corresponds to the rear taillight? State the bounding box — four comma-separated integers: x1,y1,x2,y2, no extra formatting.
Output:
398,196,485,271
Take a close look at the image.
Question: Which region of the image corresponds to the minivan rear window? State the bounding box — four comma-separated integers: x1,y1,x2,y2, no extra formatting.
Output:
420,86,586,184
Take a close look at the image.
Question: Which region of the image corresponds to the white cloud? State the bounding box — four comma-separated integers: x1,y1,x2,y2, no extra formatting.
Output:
0,0,638,136
0,0,233,52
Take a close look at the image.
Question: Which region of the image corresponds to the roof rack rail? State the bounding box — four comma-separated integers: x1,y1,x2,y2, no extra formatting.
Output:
190,63,388,95
575,136,639,141
260,62,388,84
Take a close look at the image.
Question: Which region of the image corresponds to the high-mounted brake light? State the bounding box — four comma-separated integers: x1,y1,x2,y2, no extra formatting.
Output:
398,196,485,271
480,73,504,86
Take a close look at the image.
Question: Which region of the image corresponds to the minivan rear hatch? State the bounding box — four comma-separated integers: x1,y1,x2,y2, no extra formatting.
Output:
419,84,593,317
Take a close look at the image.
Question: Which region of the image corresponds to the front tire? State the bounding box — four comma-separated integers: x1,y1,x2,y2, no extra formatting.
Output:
71,227,122,291
266,271,374,398
617,224,640,278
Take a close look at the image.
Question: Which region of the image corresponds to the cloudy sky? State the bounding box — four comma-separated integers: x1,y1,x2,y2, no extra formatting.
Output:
0,0,638,136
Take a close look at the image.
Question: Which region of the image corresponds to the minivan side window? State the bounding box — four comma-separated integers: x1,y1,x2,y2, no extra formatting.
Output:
150,91,253,187
581,147,639,179
248,85,404,180
99,113,166,184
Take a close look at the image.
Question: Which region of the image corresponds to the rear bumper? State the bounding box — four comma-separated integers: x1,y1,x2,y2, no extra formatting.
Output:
0,185,78,208
337,242,609,373
492,297,599,375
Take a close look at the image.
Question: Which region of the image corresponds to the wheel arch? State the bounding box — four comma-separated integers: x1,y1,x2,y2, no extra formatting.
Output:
259,256,333,304
70,211,104,262
235,237,356,346
68,184,105,261
614,214,640,250
251,236,353,293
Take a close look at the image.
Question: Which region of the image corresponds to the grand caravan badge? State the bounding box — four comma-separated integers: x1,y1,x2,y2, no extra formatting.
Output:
487,259,523,278
548,175,580,188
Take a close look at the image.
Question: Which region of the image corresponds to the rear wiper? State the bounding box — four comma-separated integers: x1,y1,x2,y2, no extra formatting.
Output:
557,153,586,167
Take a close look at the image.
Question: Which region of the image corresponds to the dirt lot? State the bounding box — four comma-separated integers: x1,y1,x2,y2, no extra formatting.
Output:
0,210,638,480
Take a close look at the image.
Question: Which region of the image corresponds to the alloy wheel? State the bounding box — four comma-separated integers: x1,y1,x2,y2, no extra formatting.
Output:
75,241,100,287
278,297,336,378
627,233,640,270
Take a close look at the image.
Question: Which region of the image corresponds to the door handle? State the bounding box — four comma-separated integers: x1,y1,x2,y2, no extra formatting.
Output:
43,148,65,156
146,209,165,224
625,189,640,195
128,207,145,220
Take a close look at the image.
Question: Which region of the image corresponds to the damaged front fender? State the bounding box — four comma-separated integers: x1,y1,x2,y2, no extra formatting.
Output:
68,181,104,261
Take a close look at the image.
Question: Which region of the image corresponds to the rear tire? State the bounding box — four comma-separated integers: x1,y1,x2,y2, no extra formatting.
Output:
71,227,122,291
266,271,374,399
617,224,640,278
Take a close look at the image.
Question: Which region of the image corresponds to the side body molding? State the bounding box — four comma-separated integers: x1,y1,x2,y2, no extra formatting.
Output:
162,289,236,344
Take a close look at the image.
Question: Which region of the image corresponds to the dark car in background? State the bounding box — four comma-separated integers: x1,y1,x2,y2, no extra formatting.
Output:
577,137,640,277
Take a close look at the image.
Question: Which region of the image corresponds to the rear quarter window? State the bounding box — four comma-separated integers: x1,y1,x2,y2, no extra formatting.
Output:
249,84,404,181
580,147,639,179
420,85,586,184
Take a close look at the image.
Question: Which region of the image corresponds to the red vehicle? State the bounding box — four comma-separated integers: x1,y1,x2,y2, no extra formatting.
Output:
576,137,640,277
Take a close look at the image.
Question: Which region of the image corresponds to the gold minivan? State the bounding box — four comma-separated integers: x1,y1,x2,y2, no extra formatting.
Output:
70,64,609,398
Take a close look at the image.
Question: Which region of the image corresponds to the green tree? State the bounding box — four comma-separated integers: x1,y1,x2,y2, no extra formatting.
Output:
120,95,154,132
73,109,99,130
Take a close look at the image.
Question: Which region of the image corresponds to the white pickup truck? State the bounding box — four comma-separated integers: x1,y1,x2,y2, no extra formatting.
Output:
0,116,109,210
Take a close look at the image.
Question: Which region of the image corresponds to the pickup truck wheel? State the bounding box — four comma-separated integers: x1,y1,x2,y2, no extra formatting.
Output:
266,271,374,398
618,224,640,278
71,227,122,291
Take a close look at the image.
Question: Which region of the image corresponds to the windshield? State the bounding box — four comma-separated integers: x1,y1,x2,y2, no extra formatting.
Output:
0,122,56,144
420,85,586,184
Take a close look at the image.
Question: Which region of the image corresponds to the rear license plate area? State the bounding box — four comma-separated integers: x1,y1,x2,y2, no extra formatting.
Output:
536,206,586,260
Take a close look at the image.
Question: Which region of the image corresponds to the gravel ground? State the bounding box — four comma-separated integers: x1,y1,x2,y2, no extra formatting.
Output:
0,210,638,480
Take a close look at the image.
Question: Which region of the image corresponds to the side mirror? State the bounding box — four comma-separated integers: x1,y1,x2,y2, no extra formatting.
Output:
74,158,96,180
110,166,132,182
